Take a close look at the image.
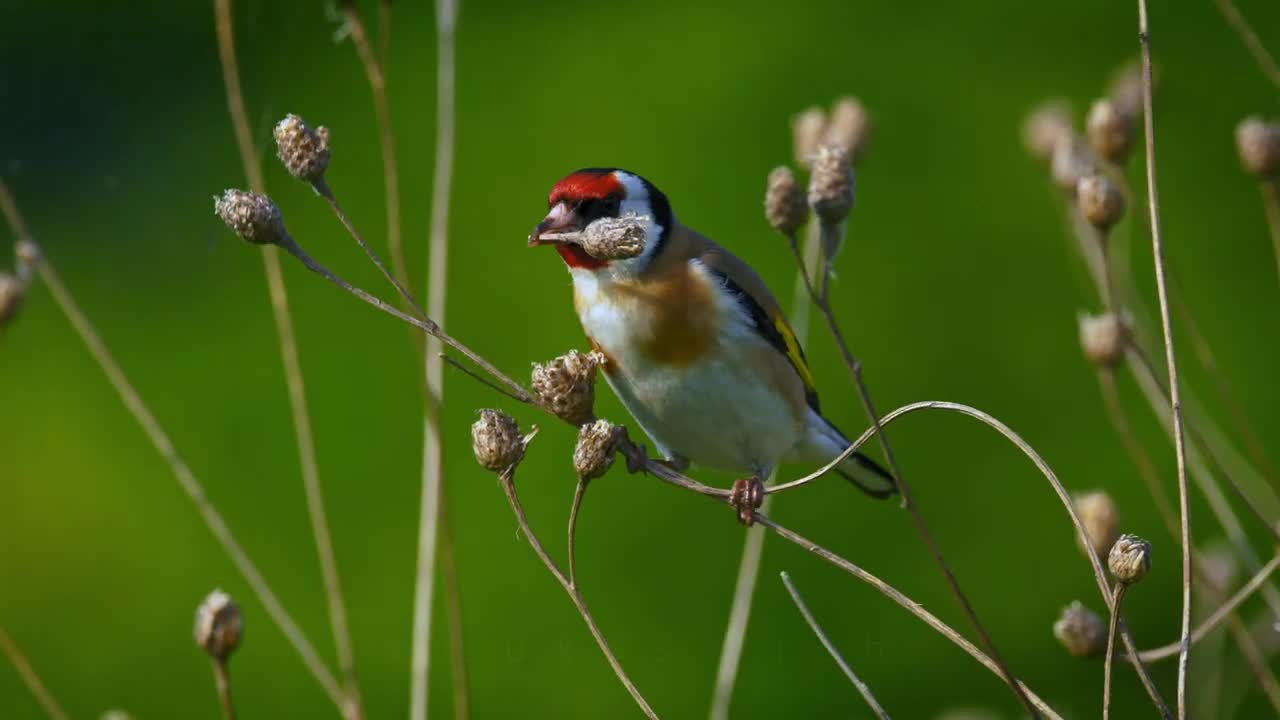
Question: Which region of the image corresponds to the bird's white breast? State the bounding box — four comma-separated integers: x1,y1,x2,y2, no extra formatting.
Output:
569,262,804,474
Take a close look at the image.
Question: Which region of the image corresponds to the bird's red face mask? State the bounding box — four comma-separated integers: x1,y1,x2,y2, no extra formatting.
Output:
529,170,625,270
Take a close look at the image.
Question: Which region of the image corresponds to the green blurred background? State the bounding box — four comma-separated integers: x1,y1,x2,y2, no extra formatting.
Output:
3,0,1279,717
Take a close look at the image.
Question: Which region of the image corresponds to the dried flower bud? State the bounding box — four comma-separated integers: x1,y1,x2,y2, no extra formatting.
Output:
573,419,621,481
764,166,808,236
1108,61,1145,121
1078,312,1129,368
0,272,25,327
581,213,647,260
1074,490,1121,561
823,97,871,163
792,106,827,168
1236,116,1280,179
215,189,286,245
1023,100,1073,162
531,350,604,425
471,409,524,472
274,114,331,183
1109,533,1152,584
1053,600,1106,657
1086,99,1135,164
1076,174,1126,231
808,145,854,224
194,589,243,662
14,240,39,269
1051,136,1096,193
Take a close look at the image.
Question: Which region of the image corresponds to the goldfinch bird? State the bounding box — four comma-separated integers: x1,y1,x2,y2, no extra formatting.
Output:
529,167,895,499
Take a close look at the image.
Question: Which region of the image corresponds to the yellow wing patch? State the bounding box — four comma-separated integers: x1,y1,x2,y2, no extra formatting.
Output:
773,315,819,404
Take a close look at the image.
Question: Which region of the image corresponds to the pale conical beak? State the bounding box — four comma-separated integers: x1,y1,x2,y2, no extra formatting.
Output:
528,202,584,247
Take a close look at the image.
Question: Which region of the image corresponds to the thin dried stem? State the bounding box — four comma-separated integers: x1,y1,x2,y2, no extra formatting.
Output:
1213,0,1280,91
1136,5,1192,714
498,455,659,718
1130,551,1280,663
0,626,68,720
337,2,409,300
213,4,361,715
567,477,589,587
0,179,346,712
1102,371,1280,709
315,183,423,318
767,398,1171,715
441,353,526,402
802,213,1036,716
1103,583,1128,720
213,660,236,720
411,1,462,717
780,572,890,720
709,227,819,720
1262,180,1280,285
753,515,1062,719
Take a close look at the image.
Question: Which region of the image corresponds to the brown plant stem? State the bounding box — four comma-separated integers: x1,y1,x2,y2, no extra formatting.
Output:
800,214,1038,717
0,626,68,720
1103,582,1129,720
568,477,589,587
1136,5,1193,714
213,3,362,717
763,399,1171,715
754,515,1062,718
411,1,464,717
213,659,237,720
1213,0,1280,91
1130,551,1280,663
780,572,890,720
499,449,659,719
337,2,409,301
0,178,346,713
1097,368,1280,709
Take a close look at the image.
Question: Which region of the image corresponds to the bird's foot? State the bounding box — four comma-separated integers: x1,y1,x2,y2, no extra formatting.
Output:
730,475,765,526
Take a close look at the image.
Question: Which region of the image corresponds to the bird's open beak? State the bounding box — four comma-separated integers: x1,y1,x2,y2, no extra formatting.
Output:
528,202,584,247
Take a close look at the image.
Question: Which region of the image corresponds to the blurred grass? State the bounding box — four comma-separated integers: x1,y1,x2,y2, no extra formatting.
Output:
2,0,1280,717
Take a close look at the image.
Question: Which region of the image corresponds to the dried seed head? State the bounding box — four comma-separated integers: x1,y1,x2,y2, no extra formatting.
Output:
214,189,286,245
1051,136,1096,193
194,589,243,662
274,114,331,183
0,272,25,327
1078,312,1129,368
1053,600,1106,657
1109,533,1152,584
581,213,647,260
1074,490,1121,561
1023,100,1073,162
808,145,854,224
14,240,39,269
823,97,871,163
1086,99,1135,164
573,419,621,481
531,350,605,425
1108,61,1145,121
471,409,524,472
764,166,808,236
1235,116,1280,179
1076,174,1126,231
792,106,828,168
